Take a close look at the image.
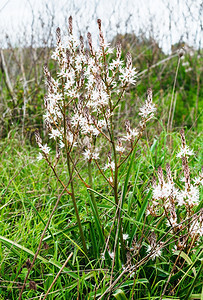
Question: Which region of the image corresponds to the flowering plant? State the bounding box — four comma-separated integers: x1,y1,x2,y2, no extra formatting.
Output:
147,129,202,258
34,17,157,262
15,17,201,300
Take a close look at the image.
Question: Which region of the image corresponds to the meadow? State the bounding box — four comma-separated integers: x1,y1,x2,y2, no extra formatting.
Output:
0,17,202,300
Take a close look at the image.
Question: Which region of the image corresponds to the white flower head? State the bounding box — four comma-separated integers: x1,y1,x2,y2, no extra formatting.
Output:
147,245,162,260
37,152,43,161
40,144,51,155
123,234,129,240
83,147,100,161
49,128,61,140
176,145,194,158
116,145,125,153
108,251,115,260
104,161,115,171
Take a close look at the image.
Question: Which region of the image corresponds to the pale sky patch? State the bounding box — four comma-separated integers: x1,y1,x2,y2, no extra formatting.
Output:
0,0,202,52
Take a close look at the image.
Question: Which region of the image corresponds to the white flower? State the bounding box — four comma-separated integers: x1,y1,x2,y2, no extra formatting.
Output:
104,161,115,171
122,128,139,142
187,185,199,206
123,234,129,240
190,221,203,236
182,61,190,67
193,176,203,186
109,176,114,184
83,149,91,161
185,67,193,73
37,152,43,161
67,132,75,145
166,217,178,227
176,145,194,158
109,58,124,70
54,93,63,101
119,67,137,85
83,148,100,161
176,192,186,206
101,252,105,260
108,251,115,260
116,145,125,153
49,128,61,140
97,119,108,129
92,150,100,160
172,245,177,253
59,140,65,149
147,245,162,260
139,102,156,119
176,185,199,207
40,144,50,155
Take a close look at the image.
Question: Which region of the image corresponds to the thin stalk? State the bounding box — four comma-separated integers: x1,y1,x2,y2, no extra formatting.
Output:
42,252,73,300
110,114,126,261
195,75,200,129
66,157,87,254
88,161,101,224
62,78,87,255
167,56,180,134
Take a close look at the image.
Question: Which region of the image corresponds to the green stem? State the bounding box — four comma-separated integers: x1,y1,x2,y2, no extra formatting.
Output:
62,78,87,255
88,161,100,220
110,119,126,262
67,156,87,254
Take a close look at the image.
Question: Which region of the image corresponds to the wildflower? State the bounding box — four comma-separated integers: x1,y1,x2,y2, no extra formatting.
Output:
123,128,139,141
109,251,115,260
109,58,124,70
152,182,176,201
123,234,129,240
139,100,156,119
119,67,137,85
172,245,177,253
37,153,43,161
123,120,139,141
116,144,125,153
83,148,100,161
185,67,193,73
182,61,190,67
166,216,178,227
146,245,162,260
59,140,65,149
40,144,50,155
193,175,203,186
139,88,156,120
92,151,100,160
83,149,91,161
190,221,203,236
104,161,115,171
176,145,194,158
49,128,61,140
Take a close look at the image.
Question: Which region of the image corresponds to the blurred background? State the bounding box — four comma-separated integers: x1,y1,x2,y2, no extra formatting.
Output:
0,0,202,140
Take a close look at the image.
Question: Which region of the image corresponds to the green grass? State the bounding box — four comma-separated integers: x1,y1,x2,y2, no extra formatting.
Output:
0,126,202,299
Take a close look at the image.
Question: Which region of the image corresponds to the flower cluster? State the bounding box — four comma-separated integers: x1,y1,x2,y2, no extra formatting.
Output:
139,88,156,122
35,17,156,171
147,129,202,250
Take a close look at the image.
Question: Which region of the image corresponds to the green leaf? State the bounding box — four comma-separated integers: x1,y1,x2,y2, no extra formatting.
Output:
183,261,203,300
129,190,151,246
173,251,196,276
0,235,78,279
190,294,201,299
113,289,128,300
